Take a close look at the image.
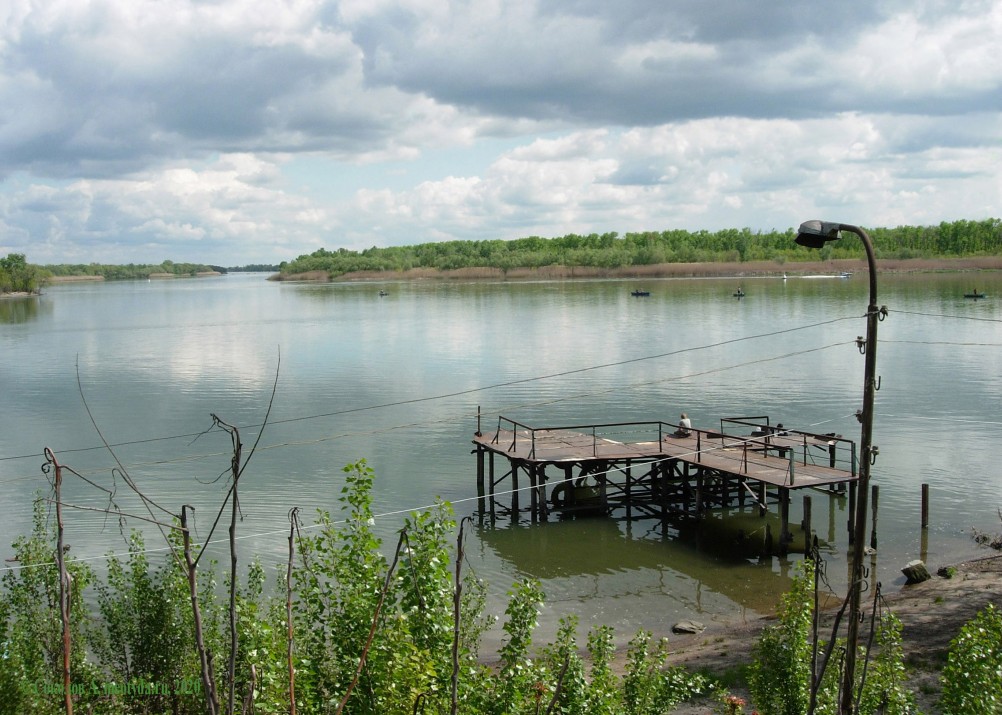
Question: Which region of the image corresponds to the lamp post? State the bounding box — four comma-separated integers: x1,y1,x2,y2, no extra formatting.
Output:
795,220,881,715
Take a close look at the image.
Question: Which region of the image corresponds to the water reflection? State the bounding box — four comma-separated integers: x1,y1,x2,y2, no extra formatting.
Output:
2,271,1000,642
477,514,811,615
0,295,47,324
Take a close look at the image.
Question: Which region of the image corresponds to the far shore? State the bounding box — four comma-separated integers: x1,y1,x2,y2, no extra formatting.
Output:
273,256,1002,283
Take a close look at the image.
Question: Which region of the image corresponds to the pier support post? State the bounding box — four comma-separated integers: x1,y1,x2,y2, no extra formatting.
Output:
528,464,538,522
696,472,705,516
802,495,812,554
476,446,485,513
921,483,929,528
511,462,520,524
625,465,633,521
537,466,548,521
779,488,791,555
847,483,857,544
870,484,879,550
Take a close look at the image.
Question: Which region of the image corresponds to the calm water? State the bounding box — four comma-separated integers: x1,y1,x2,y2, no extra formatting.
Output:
2,271,1001,644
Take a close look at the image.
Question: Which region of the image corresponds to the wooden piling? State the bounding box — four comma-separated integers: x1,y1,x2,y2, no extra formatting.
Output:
802,495,812,554
476,446,485,513
921,483,929,529
848,482,856,544
870,484,879,550
528,465,538,522
511,462,520,523
779,487,791,555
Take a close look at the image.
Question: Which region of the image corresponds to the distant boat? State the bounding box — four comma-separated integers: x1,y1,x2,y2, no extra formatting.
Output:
733,289,745,298
631,289,651,297
378,290,388,297
964,290,987,299
840,271,853,278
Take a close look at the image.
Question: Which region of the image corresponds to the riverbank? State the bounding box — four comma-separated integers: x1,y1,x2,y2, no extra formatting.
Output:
273,256,1002,283
661,553,1002,713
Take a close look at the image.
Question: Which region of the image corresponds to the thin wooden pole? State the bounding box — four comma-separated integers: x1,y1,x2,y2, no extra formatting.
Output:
287,509,298,715
921,483,929,529
182,506,219,715
45,448,73,715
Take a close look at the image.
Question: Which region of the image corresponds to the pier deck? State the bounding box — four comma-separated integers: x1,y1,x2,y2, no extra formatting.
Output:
472,416,859,554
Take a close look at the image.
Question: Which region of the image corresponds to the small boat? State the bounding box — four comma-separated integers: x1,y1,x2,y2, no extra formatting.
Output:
378,290,388,297
733,289,745,298
964,290,987,299
840,271,853,279
630,289,650,297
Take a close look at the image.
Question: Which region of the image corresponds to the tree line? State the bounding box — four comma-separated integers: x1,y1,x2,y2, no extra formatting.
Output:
0,254,44,294
5,217,1000,291
279,218,1002,278
41,259,219,281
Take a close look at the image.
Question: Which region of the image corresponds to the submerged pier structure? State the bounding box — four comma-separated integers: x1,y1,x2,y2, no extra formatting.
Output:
472,415,859,554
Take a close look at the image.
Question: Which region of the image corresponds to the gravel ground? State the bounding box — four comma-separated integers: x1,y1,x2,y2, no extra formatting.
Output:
657,554,1002,713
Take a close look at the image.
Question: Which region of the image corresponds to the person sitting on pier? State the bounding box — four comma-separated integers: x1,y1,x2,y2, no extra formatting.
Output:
673,413,692,437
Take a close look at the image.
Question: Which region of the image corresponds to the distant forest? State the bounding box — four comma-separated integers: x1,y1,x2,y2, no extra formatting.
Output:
279,218,1002,278
41,260,219,281
38,261,279,281
5,219,1000,291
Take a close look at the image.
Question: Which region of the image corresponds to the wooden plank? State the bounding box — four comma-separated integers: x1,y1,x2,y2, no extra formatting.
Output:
475,426,855,491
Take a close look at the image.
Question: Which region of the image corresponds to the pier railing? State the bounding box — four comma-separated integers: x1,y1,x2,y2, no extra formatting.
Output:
488,414,857,487
718,416,858,479
491,416,674,459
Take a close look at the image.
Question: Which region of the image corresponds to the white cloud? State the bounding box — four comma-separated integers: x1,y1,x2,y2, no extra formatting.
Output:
0,0,999,265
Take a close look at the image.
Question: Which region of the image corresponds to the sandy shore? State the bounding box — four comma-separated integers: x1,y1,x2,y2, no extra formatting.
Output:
660,553,1002,712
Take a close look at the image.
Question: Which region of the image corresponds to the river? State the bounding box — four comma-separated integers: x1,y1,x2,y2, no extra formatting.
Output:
2,270,1001,645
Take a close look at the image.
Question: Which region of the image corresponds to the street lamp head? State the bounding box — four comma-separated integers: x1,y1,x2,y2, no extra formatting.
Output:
795,220,843,248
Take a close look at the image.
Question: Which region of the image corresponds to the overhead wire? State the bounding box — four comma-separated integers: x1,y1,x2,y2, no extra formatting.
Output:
0,337,853,488
889,308,1002,323
1,411,861,576
3,307,994,475
10,306,998,571
0,313,857,467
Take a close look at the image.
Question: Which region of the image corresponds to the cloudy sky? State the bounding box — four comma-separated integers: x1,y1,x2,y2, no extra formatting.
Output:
1,0,1000,266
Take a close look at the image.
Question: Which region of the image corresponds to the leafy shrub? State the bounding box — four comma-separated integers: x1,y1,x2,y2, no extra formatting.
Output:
940,603,1002,714
748,559,816,715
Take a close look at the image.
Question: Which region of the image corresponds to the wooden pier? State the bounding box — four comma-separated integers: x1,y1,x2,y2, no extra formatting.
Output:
473,415,860,554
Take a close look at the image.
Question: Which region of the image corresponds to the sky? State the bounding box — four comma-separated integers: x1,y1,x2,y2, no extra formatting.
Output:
1,0,1000,267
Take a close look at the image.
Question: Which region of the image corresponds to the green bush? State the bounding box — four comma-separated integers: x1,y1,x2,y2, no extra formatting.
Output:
940,603,1002,714
748,559,816,715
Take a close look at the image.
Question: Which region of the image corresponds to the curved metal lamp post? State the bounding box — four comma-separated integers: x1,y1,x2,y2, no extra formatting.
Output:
795,220,880,715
